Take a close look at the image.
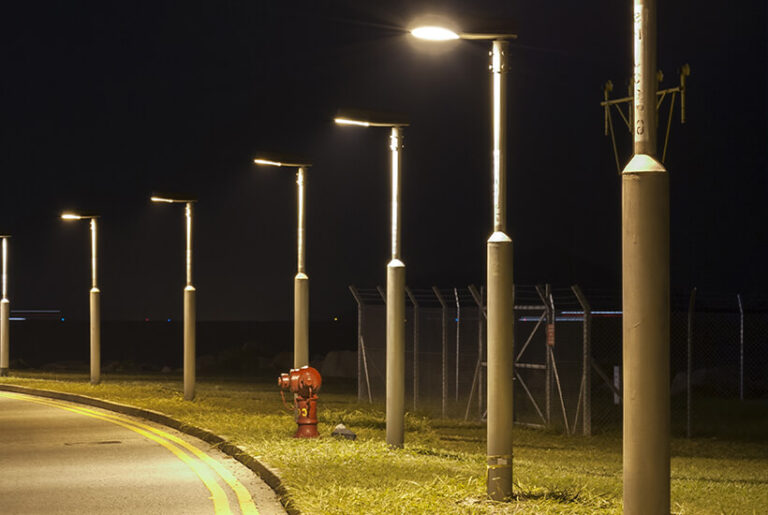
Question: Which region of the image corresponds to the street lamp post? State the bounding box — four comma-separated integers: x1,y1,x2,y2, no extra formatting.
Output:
253,157,312,369
61,212,101,385
622,0,670,513
335,111,408,448
411,24,518,501
151,195,198,401
0,235,10,377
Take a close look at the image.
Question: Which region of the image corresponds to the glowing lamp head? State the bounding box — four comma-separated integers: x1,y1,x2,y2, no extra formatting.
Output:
253,156,312,168
334,110,409,128
253,158,284,167
411,25,460,41
334,117,370,127
61,213,82,220
150,194,197,204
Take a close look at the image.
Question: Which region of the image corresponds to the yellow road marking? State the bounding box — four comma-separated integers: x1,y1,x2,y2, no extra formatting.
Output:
61,402,259,515
0,392,259,515
1,392,232,514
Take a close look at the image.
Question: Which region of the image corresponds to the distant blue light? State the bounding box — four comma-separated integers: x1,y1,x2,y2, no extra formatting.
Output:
167,318,171,322
10,317,26,321
60,317,65,322
519,316,584,323
519,310,623,323
561,310,623,316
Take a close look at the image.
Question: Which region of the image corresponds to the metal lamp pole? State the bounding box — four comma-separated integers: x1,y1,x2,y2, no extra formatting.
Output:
622,0,670,513
61,213,101,385
0,236,10,376
411,25,517,501
89,217,101,386
335,113,408,448
151,195,197,401
486,38,515,502
253,158,312,369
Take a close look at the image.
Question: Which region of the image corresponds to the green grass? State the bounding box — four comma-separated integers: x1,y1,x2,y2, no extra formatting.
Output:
2,372,767,514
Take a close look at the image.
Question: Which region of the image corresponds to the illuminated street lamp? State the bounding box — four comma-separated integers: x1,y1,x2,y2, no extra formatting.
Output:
411,24,517,501
0,235,10,377
253,156,312,369
151,194,197,401
61,212,101,385
335,110,409,448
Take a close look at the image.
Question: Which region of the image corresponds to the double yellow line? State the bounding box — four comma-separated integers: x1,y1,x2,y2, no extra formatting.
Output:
0,391,258,515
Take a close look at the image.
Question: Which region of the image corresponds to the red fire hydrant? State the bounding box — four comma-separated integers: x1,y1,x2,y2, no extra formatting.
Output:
277,366,322,438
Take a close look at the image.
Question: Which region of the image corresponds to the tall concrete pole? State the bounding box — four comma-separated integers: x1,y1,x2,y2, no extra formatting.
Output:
294,167,309,369
89,218,101,385
386,126,406,448
487,38,515,501
0,236,10,376
183,202,196,401
622,0,670,513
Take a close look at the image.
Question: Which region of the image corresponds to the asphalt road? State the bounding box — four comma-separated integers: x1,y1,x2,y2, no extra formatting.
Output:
0,392,285,515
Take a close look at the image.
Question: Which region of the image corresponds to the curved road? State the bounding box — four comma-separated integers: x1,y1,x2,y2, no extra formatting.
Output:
0,392,285,515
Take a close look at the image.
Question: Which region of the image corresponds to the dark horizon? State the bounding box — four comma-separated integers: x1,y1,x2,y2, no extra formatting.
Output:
2,1,766,321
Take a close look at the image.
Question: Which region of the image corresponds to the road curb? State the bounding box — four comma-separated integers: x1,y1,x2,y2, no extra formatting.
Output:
0,383,297,515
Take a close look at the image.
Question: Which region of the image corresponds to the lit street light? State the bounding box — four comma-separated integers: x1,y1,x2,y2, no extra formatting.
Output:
61,212,101,385
335,110,409,448
0,235,10,377
151,194,198,401
412,23,518,501
253,156,312,369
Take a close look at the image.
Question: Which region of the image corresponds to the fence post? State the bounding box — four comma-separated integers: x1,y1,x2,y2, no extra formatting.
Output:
349,285,365,402
479,286,485,417
454,288,461,402
467,284,487,419
737,293,744,401
433,287,448,418
406,287,419,410
536,284,553,425
572,285,592,436
686,287,696,438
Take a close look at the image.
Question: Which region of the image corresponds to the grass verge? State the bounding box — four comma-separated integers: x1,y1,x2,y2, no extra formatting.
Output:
2,372,767,514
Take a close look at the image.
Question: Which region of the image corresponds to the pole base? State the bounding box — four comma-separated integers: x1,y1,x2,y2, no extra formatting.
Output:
0,368,8,377
294,424,319,438
487,463,514,502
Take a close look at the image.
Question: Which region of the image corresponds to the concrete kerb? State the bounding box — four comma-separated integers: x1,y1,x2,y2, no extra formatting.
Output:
0,383,297,515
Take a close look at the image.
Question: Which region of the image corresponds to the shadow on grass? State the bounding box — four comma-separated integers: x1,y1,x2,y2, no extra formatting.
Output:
513,488,582,504
409,447,467,461
673,475,768,486
508,483,616,509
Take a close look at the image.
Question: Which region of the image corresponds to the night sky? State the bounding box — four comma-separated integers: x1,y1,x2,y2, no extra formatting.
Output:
2,1,766,321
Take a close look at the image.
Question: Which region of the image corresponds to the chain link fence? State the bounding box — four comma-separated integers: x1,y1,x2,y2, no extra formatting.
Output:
672,292,768,438
351,285,768,437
